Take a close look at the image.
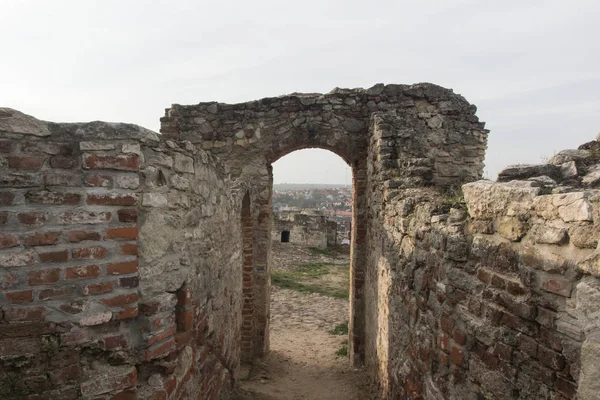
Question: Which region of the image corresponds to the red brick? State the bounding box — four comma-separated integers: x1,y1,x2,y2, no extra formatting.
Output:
6,290,33,304
116,306,139,320
72,247,108,260
147,325,177,347
117,209,138,223
84,174,111,187
0,337,42,356
26,190,81,205
440,314,454,334
39,250,69,263
539,345,566,370
493,342,512,361
24,231,60,246
0,192,15,205
105,227,138,240
450,346,464,366
18,212,47,225
541,277,572,297
177,287,193,306
0,172,39,188
120,276,139,288
28,268,61,285
50,349,79,368
49,364,81,385
112,390,137,400
163,375,177,395
518,334,538,358
490,274,506,290
0,234,19,249
555,376,576,398
177,308,194,332
39,286,75,300
7,156,44,171
0,140,12,153
507,280,526,296
120,243,138,255
107,260,138,275
50,155,76,169
453,329,467,345
439,333,450,352
476,268,491,284
0,323,55,338
60,330,89,346
82,153,140,171
22,375,50,392
66,265,100,279
100,293,139,307
3,306,45,322
140,301,160,316
537,307,556,328
82,281,114,295
144,337,176,360
68,230,101,243
21,141,72,155
103,334,127,350
87,193,137,206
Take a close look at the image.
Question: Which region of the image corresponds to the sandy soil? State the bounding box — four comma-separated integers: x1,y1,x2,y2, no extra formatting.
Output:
235,288,375,400
227,242,377,400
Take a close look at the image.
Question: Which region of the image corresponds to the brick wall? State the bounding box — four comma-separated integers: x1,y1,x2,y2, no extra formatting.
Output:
0,108,243,399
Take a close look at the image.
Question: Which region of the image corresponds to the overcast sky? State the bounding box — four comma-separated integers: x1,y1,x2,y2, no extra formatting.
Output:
1,0,598,185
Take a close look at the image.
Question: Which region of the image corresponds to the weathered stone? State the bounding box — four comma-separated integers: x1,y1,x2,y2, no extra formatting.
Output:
115,174,140,189
582,165,600,187
548,149,591,165
570,225,598,248
527,175,557,187
142,193,168,207
498,164,558,181
463,180,540,219
553,192,593,222
495,216,527,241
0,108,51,136
173,153,194,173
560,161,578,179
528,224,567,245
578,333,600,400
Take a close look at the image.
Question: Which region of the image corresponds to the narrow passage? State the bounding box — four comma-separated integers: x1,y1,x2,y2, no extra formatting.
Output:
235,243,376,400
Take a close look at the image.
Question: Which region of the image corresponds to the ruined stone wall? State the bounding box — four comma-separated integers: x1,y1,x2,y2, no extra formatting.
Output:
0,109,243,399
161,83,489,366
365,114,600,400
272,213,335,248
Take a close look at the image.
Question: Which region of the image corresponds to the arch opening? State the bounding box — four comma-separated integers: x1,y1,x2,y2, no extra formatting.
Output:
267,147,362,364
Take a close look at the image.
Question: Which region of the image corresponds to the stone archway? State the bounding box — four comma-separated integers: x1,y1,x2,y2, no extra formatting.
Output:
267,147,368,364
161,83,488,365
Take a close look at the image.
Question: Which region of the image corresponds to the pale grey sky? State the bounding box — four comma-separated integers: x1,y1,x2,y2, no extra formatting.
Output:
1,0,599,184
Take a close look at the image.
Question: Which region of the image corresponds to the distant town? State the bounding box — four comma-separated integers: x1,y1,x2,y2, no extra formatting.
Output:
272,184,352,217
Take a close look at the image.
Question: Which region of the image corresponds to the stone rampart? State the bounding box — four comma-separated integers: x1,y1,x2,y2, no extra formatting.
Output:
365,120,600,399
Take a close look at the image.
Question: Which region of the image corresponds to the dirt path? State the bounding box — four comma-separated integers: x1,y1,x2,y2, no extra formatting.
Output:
231,242,376,400
237,287,375,400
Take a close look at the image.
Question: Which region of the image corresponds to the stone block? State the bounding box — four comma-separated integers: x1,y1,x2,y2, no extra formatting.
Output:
173,153,195,173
